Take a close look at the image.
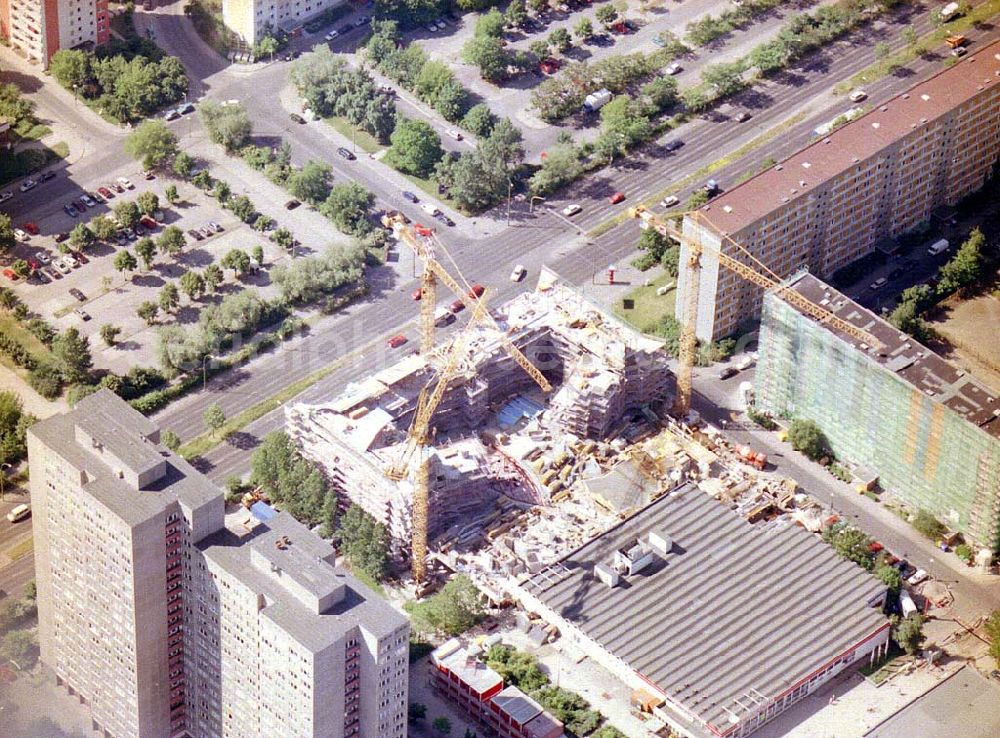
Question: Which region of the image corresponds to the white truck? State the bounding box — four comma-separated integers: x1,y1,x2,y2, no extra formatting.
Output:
583,89,613,113
939,2,960,21
927,238,949,255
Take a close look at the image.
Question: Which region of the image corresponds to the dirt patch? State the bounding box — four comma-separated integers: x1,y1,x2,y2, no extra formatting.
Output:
927,292,1000,394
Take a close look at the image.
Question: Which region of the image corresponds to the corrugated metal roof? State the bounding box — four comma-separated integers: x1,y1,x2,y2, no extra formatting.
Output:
525,484,888,732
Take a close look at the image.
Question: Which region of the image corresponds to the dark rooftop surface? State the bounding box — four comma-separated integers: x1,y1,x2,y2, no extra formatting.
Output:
524,484,888,734
785,273,1000,439
699,41,1000,234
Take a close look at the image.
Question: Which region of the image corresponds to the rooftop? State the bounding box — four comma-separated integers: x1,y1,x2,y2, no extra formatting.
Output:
781,273,1000,440
699,41,1000,234
431,640,504,696
492,686,545,726
524,484,888,735
199,512,406,651
29,389,221,527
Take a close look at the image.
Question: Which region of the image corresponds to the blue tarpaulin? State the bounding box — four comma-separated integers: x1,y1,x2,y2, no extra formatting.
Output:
250,501,278,521
497,396,545,428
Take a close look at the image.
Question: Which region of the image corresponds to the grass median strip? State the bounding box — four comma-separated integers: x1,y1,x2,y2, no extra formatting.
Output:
4,536,34,562
177,326,412,460
835,0,1000,94
587,110,810,240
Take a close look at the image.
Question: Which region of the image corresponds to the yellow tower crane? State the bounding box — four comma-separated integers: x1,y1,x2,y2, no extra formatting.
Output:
631,207,883,417
385,217,551,582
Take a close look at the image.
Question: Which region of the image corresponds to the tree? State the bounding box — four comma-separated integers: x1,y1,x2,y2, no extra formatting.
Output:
221,249,252,278
405,574,485,636
161,429,181,451
203,403,226,436
69,223,96,251
137,191,159,216
529,39,550,61
321,182,375,236
255,35,280,61
892,614,925,655
529,143,583,195
165,184,179,204
505,0,528,29
574,17,594,41
137,301,159,325
463,36,511,83
11,259,31,279
49,49,91,90
251,244,265,266
253,214,275,233
702,61,745,98
157,226,186,258
787,418,828,461
339,504,389,582
200,100,254,153
180,270,206,300
387,118,443,177
271,244,365,304
912,509,946,540
203,263,224,292
99,323,122,347
90,215,118,242
462,103,496,137
0,213,14,253
875,563,902,596
873,41,891,60
433,717,452,735
937,228,984,296
902,26,918,46
271,227,294,250
0,629,38,668
136,237,157,270
408,702,427,724
475,8,506,39
192,169,213,190
249,430,332,524
549,28,572,54
124,119,179,170
228,194,256,224
822,523,874,571
113,200,141,231
159,282,180,313
173,152,194,179
52,327,93,384
595,4,618,27
288,160,333,205
113,249,138,281
0,391,32,465
212,180,232,204
985,610,1000,667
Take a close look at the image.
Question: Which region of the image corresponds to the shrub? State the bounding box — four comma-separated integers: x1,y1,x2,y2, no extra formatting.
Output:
911,509,946,540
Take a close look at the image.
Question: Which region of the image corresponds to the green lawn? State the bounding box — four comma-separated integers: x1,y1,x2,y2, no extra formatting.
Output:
324,117,383,155
0,314,52,375
399,172,463,214
613,272,677,333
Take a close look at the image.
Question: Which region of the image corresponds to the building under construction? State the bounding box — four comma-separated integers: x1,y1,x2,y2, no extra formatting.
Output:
287,269,674,552
756,273,1000,551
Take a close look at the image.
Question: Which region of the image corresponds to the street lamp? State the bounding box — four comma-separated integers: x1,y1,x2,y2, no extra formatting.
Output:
529,195,545,214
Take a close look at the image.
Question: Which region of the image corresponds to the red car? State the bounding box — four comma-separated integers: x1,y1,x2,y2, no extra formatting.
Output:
98,186,114,199
22,222,39,235
539,58,560,75
450,299,465,314
71,250,88,264
3,268,18,281
412,288,423,301
468,284,485,299
387,334,408,348
140,215,158,229
609,192,626,204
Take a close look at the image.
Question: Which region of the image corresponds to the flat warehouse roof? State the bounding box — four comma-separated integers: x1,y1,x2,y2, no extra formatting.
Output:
524,484,888,734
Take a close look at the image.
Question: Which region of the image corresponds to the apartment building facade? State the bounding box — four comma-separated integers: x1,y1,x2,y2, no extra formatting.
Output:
28,390,409,738
756,274,1000,551
679,41,1000,341
221,0,344,45
0,0,108,65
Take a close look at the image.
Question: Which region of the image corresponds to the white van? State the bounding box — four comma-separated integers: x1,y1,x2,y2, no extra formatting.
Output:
899,590,917,618
434,306,454,327
6,503,31,523
927,238,949,255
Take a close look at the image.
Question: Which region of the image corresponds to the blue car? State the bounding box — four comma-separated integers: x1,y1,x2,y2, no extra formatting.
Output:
63,204,78,218
402,190,419,203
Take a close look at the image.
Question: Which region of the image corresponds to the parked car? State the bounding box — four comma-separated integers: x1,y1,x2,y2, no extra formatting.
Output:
849,89,868,103
165,109,181,121
325,29,339,40
44,267,60,280
387,334,408,348
338,23,353,34
208,221,224,233
39,171,56,182
34,251,50,264
445,129,463,141
54,232,70,243
411,288,423,301
2,268,18,281
140,215,158,229
609,192,626,204
290,113,306,124
284,199,301,210
62,254,79,268
510,264,527,282
719,366,739,380
561,203,582,217
179,103,195,115
187,229,204,241
80,194,97,208
13,228,28,242
704,179,720,194
53,260,71,275
355,15,370,26
117,177,134,190
402,190,419,203
435,212,454,227
74,308,91,321
661,195,680,208
468,284,485,299
63,204,78,218
420,202,441,217
19,179,36,192
449,299,465,313
143,170,156,180
337,147,356,160
664,140,683,152
869,277,888,291
0,191,12,203
734,111,752,122
665,62,683,75
199,227,214,239
111,181,126,193
907,568,929,586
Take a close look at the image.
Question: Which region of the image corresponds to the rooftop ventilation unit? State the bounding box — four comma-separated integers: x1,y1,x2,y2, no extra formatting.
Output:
594,562,620,589
801,162,811,169
614,540,654,577
921,94,930,102
723,205,733,213
648,530,673,556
